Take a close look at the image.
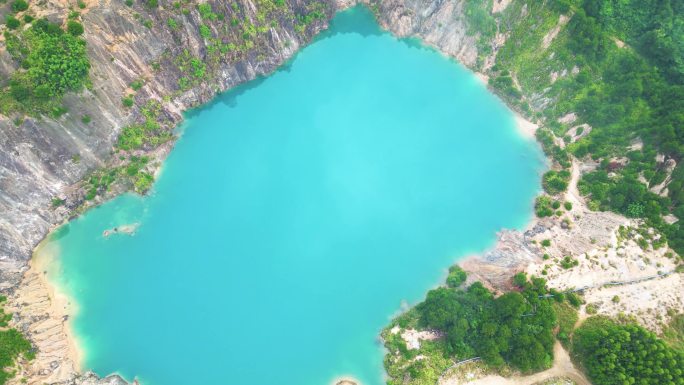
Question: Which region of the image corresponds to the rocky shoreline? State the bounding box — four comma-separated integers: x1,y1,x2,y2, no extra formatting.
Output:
1,1,681,384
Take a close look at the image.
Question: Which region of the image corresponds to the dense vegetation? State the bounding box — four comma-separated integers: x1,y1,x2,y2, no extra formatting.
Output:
0,296,34,385
477,0,684,255
1,7,90,115
383,270,580,384
573,316,684,385
417,275,557,372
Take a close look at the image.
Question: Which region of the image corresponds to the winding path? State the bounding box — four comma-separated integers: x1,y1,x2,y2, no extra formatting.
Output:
452,342,591,385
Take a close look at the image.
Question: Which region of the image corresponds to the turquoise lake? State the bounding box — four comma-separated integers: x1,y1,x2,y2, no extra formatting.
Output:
42,7,544,385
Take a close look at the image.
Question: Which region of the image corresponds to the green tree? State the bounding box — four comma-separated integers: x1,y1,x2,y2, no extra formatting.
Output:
446,265,467,287
66,20,84,36
11,0,28,12
5,15,20,30
574,317,684,385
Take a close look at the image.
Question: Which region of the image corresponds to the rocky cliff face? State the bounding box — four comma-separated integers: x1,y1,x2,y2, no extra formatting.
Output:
0,0,336,290
371,0,478,66
0,0,480,383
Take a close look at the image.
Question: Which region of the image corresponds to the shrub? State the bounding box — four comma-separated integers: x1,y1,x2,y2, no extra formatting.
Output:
564,201,572,210
0,299,34,385
560,256,578,269
134,172,154,192
199,24,211,38
6,15,20,29
513,272,527,288
81,114,91,124
445,265,467,287
122,96,134,107
541,239,551,247
542,170,571,195
22,14,33,23
66,20,84,36
197,3,217,20
130,80,143,91
566,292,581,308
11,0,28,12
535,195,555,217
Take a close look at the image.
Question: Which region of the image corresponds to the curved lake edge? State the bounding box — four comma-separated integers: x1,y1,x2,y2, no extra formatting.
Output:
19,4,548,385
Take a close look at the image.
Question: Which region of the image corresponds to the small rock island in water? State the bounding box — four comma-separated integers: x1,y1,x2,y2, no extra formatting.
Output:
0,1,682,385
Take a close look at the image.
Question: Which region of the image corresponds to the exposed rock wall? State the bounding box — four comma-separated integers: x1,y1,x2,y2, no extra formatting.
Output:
0,0,334,290
372,0,478,66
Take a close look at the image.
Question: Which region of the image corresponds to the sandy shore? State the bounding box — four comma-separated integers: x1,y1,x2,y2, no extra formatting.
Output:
513,114,539,140
6,239,85,385
33,240,84,371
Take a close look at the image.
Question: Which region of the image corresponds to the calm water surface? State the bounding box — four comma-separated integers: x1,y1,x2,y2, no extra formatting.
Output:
43,7,544,385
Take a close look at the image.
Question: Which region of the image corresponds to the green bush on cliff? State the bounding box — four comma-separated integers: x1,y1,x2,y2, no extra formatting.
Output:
66,20,84,36
445,265,467,287
0,18,90,115
463,0,496,60
0,297,34,385
4,15,20,30
10,0,28,12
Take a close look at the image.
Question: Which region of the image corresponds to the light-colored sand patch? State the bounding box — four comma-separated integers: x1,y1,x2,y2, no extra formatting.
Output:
5,241,83,385
514,114,538,139
401,328,443,350
566,124,591,143
527,201,683,332
557,113,576,125
577,273,684,330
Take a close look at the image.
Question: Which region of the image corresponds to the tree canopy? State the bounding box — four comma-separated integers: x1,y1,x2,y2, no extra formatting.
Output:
416,275,557,373
573,317,684,385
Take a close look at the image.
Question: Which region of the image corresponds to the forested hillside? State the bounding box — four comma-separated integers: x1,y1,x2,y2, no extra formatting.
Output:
479,0,684,254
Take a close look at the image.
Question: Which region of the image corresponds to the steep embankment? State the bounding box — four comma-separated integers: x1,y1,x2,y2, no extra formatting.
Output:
0,0,332,290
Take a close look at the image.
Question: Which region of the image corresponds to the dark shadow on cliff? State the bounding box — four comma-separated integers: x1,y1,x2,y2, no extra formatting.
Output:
184,5,384,119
